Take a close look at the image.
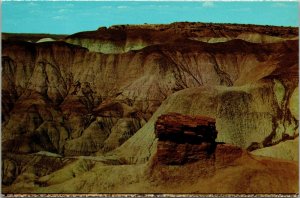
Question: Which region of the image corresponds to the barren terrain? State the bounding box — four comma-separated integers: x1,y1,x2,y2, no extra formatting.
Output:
2,22,298,194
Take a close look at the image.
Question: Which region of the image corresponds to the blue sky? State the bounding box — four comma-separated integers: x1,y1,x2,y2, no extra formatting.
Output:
2,1,299,34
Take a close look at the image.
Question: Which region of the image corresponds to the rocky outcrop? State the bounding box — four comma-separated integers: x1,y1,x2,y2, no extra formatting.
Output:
155,113,217,142
153,113,245,167
154,113,217,165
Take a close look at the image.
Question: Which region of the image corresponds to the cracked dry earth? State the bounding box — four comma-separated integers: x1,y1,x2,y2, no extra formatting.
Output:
2,22,299,194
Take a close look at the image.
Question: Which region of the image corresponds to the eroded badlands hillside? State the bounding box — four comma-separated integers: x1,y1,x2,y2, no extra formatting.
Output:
2,22,298,194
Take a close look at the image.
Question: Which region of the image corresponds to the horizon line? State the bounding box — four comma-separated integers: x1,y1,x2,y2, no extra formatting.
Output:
2,21,298,35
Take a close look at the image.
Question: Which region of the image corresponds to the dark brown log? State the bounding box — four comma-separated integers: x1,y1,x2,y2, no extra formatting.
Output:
155,113,217,144
154,113,218,165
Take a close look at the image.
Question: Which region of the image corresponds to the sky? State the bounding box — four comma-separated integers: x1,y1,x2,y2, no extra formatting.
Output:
2,1,299,34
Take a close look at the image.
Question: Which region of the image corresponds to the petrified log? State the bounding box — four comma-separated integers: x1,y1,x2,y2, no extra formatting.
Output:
155,113,217,144
154,113,218,165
